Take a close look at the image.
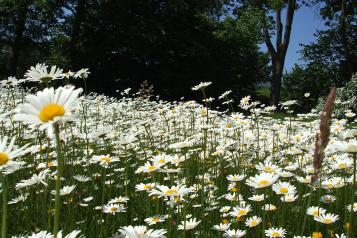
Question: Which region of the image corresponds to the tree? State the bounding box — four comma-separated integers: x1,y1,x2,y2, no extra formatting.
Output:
60,0,268,99
1,0,269,101
313,0,356,78
0,0,64,77
234,0,300,106
282,21,357,111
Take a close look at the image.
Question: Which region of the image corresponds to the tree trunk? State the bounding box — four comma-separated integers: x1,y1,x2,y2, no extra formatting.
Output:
265,0,295,106
69,0,86,69
9,0,30,76
270,62,283,106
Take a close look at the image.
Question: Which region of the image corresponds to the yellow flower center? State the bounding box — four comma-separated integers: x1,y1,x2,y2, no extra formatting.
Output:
165,189,177,196
279,187,289,193
231,187,239,192
264,167,273,172
39,104,65,122
250,220,258,226
110,207,118,212
326,183,333,189
0,152,9,166
271,231,281,237
152,217,160,222
237,210,247,216
148,165,156,171
100,157,111,163
225,123,232,128
312,232,323,238
312,211,320,216
143,184,153,190
259,180,270,187
338,163,346,169
323,218,333,224
158,159,166,164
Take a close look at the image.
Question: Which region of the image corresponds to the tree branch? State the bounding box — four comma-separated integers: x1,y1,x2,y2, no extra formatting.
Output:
282,0,296,57
276,8,283,51
262,15,277,60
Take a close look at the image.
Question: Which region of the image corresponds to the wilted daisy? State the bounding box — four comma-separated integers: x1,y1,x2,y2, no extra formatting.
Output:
265,227,286,237
24,63,64,82
0,136,29,168
314,213,339,224
14,86,82,129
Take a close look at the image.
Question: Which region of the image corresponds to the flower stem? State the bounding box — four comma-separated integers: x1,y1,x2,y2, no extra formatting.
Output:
1,175,8,238
53,123,63,237
349,153,356,238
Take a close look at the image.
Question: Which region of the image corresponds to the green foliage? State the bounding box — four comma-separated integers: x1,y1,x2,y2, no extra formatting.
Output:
316,73,357,119
1,0,269,99
282,64,334,112
283,17,357,112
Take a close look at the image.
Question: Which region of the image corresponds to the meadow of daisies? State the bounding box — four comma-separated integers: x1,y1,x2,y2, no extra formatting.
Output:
0,64,356,238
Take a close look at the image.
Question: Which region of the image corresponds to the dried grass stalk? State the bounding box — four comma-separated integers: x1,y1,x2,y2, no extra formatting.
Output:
312,87,336,184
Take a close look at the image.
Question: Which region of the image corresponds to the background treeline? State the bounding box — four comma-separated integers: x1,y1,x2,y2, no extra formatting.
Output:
0,0,356,111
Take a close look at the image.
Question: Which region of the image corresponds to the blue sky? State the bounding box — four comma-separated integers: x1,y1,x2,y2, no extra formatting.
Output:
260,4,328,72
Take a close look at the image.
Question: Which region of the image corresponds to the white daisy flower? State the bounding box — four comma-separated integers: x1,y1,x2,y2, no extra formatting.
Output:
314,213,339,224
24,63,64,82
14,86,82,129
178,218,201,230
265,227,286,237
0,136,29,168
118,225,166,238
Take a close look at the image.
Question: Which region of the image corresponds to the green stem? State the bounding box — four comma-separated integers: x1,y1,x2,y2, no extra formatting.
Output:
301,186,313,235
1,175,8,238
53,123,63,237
